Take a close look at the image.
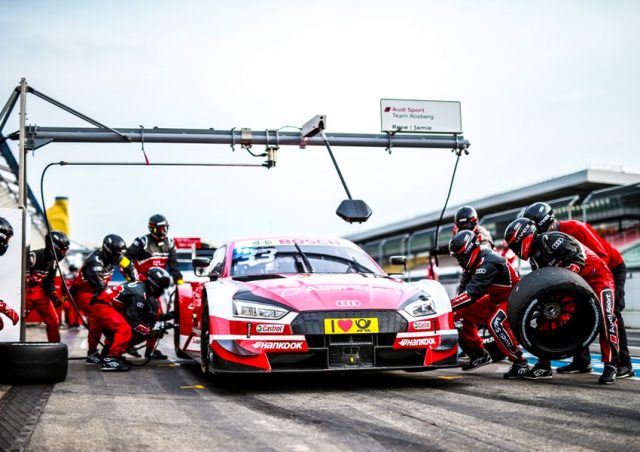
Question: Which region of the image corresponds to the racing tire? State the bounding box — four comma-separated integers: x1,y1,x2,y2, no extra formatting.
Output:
173,289,191,360
0,342,68,384
199,301,212,375
507,267,600,360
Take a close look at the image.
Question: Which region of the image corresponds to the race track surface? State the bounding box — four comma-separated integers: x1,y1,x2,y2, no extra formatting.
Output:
19,327,640,451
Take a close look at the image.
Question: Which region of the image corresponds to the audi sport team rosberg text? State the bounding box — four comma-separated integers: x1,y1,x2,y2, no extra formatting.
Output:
9,205,635,382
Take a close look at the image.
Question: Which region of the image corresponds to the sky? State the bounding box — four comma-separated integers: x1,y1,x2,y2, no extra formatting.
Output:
1,0,639,248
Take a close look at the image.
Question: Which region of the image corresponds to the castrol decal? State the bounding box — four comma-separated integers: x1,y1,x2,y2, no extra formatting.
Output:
255,324,285,334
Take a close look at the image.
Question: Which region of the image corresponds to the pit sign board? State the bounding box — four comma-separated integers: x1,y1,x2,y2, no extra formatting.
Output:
380,99,462,134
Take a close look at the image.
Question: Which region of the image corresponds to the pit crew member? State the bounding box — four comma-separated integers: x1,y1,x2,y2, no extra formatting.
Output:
523,201,633,379
431,206,494,256
91,267,172,371
73,234,127,363
25,231,69,342
449,230,529,379
121,214,183,359
505,218,620,384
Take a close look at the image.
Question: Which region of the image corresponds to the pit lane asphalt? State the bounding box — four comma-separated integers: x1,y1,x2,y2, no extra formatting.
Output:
20,327,640,451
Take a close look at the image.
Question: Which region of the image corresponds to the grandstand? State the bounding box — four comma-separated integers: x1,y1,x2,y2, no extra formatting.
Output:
346,169,640,327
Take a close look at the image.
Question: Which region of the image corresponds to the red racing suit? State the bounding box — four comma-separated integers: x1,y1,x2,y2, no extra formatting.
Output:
0,300,19,330
529,231,619,365
450,249,523,363
72,250,118,351
92,282,159,358
121,234,182,283
552,220,629,366
25,249,62,342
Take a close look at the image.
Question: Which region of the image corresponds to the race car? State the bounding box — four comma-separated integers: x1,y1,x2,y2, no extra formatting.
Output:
174,236,458,374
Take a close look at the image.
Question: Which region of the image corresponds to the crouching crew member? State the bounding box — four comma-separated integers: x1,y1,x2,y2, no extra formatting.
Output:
523,201,634,379
25,231,70,342
90,267,172,371
121,214,183,360
505,218,620,384
74,234,128,364
448,230,529,379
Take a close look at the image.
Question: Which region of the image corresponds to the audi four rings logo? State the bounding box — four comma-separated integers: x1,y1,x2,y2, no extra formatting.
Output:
336,300,361,307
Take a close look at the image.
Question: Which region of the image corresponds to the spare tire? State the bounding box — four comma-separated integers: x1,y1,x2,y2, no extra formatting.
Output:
0,342,68,384
507,267,600,360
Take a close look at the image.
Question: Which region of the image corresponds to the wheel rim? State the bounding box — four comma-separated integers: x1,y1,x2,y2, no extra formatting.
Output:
520,291,599,358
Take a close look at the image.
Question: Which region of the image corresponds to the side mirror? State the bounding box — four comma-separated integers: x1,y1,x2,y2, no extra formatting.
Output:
388,255,407,276
192,257,211,277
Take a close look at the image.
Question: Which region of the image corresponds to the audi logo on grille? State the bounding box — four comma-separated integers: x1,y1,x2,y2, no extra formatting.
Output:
335,300,361,307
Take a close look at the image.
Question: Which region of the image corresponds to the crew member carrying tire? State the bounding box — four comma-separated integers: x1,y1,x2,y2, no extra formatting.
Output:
505,218,620,384
448,230,529,379
0,217,19,330
523,201,634,379
121,214,183,360
25,230,70,342
431,206,494,256
90,267,172,371
72,234,127,364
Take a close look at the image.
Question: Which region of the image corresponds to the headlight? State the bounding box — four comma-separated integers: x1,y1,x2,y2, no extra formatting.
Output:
233,300,288,320
403,294,437,317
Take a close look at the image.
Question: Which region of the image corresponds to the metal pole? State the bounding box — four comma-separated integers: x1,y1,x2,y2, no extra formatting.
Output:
11,127,471,151
18,78,27,341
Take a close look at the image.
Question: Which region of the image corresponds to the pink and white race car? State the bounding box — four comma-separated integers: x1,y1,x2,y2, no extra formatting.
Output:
173,236,458,374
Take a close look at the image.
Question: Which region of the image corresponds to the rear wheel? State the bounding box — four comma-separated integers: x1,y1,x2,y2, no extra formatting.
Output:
508,267,600,360
200,301,211,375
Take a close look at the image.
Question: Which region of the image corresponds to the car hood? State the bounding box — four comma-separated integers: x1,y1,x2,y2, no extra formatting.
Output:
235,274,417,311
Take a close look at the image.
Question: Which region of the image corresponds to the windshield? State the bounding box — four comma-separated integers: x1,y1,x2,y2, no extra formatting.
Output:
231,243,384,277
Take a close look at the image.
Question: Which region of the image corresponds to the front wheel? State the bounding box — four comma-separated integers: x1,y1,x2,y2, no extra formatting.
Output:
200,301,212,375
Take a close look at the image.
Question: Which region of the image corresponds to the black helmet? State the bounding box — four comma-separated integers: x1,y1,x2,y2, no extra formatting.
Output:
148,214,169,240
101,234,127,262
0,217,14,256
523,202,555,232
454,206,479,232
504,218,537,260
47,230,70,260
449,230,480,269
145,266,171,297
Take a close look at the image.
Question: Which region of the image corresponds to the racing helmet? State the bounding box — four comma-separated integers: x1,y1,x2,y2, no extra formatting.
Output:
523,202,555,232
449,230,481,269
145,266,172,297
454,206,479,232
0,217,14,256
101,234,127,262
46,230,70,259
504,218,537,260
148,214,169,240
